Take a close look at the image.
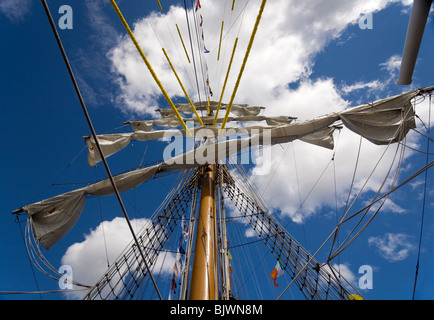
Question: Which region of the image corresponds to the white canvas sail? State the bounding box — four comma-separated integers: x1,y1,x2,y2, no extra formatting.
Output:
20,164,160,249
24,189,87,250
157,102,264,117
86,125,281,166
126,115,295,131
86,89,421,166
15,88,428,249
339,89,417,144
17,137,254,249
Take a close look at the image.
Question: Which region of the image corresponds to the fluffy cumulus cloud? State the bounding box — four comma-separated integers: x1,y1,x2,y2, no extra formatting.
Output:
105,0,415,115
108,0,407,115
368,232,415,262
104,0,423,225
61,217,175,299
322,263,357,288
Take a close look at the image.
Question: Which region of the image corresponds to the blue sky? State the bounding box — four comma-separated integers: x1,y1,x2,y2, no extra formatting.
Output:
0,0,433,300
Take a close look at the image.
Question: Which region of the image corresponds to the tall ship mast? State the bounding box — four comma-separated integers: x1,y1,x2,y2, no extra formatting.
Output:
7,0,433,301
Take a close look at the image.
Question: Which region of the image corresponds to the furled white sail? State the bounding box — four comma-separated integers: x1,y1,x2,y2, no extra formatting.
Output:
299,126,337,150
339,89,417,144
23,189,88,249
18,137,256,249
126,115,295,132
20,165,161,249
157,101,264,117
87,89,421,166
86,125,282,166
268,89,419,146
85,134,134,167
85,130,181,166
267,114,339,145
15,88,429,249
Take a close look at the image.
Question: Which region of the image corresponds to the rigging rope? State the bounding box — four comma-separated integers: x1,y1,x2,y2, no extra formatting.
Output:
211,0,249,103
83,169,198,300
412,93,432,299
183,0,205,114
142,0,197,97
110,0,191,137
222,169,270,300
220,165,353,300
27,145,87,203
213,37,239,124
94,167,110,268
328,134,406,260
16,217,43,300
0,288,89,296
42,0,163,299
327,103,417,261
221,0,267,130
332,150,341,268
162,47,204,125
291,142,308,249
190,0,210,113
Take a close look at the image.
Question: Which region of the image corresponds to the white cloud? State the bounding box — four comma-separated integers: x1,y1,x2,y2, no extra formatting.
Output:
322,263,357,288
399,0,417,14
61,217,175,299
100,0,428,228
341,80,384,95
107,0,403,115
381,198,407,214
0,0,32,22
245,227,257,238
340,54,404,99
399,0,414,6
379,54,402,75
364,198,407,214
368,232,415,262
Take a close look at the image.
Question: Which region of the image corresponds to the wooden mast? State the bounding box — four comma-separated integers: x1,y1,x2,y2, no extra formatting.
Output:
189,164,217,300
